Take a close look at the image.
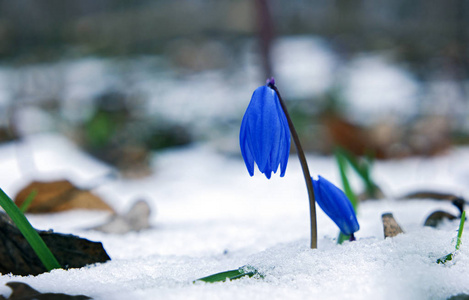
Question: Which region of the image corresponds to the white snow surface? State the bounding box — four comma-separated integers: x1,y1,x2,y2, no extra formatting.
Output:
0,134,468,299
341,54,420,126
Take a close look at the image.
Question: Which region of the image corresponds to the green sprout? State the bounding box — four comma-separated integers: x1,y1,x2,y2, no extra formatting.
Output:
437,210,465,264
336,147,378,199
335,149,359,244
455,211,465,251
195,266,259,283
0,188,61,272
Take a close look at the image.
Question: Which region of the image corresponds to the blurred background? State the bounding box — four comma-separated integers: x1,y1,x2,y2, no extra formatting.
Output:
0,0,468,177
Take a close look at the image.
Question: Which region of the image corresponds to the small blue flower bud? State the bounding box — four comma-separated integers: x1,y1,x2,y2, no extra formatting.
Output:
240,85,291,179
312,176,360,235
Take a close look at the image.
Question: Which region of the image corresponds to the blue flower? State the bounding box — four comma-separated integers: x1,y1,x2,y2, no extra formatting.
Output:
240,85,291,179
312,176,360,235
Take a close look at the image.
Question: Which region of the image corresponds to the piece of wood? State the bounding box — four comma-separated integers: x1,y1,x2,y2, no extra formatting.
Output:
382,213,404,238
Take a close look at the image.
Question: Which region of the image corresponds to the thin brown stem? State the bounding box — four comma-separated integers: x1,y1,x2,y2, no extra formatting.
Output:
269,83,317,249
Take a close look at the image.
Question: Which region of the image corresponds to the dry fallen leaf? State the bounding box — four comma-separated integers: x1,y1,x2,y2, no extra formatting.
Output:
323,114,451,158
424,211,457,227
399,191,465,216
382,213,404,238
14,180,114,213
0,212,110,276
0,282,91,300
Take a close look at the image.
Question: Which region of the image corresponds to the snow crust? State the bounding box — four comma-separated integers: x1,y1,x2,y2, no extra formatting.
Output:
0,134,467,299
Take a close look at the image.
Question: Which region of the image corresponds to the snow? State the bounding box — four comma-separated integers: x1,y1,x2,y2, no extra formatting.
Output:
0,133,467,299
271,36,338,99
341,54,420,126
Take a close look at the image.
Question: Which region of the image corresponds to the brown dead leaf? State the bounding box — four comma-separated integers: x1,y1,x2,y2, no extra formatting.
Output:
0,212,110,276
382,213,404,238
399,191,465,216
424,211,457,227
323,114,451,159
1,282,91,299
400,191,462,201
14,180,114,213
324,115,384,158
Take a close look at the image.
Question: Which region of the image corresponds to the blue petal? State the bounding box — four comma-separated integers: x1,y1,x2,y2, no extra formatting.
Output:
276,97,290,177
263,157,272,179
312,176,360,235
239,116,254,176
269,90,286,175
257,86,278,172
239,85,291,179
244,87,267,172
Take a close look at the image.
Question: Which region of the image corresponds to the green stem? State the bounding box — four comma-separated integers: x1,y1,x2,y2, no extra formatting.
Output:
269,83,317,249
456,210,465,251
0,188,61,271
335,150,359,244
337,147,376,197
335,150,358,210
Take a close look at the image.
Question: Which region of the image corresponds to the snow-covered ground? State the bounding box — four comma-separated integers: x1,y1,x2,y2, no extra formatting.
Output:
0,35,467,299
0,134,467,299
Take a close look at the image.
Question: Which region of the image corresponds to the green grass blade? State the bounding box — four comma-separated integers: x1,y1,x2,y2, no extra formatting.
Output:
19,189,37,213
0,188,61,272
195,266,259,283
437,211,466,264
336,147,377,197
335,150,358,210
456,211,465,251
196,269,243,282
335,150,359,244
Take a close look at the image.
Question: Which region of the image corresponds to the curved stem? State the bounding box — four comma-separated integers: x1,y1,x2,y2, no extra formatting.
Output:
269,83,317,249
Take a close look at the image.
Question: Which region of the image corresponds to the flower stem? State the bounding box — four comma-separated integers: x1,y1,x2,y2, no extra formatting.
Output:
268,83,317,249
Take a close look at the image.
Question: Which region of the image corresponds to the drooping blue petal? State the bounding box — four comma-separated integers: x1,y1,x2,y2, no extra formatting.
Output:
268,90,288,176
268,109,282,175
312,176,360,235
239,85,291,179
239,117,254,176
276,98,290,177
256,87,278,173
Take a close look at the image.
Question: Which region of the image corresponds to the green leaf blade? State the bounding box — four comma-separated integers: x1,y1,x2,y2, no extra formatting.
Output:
436,211,465,264
0,188,61,272
456,211,465,251
195,266,259,283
